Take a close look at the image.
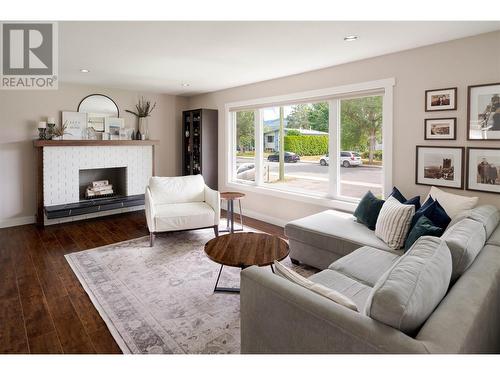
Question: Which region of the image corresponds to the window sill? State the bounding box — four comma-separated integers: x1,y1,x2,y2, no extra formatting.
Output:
226,181,358,214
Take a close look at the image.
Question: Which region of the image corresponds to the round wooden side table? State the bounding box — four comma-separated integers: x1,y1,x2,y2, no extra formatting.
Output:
220,192,245,234
204,232,290,293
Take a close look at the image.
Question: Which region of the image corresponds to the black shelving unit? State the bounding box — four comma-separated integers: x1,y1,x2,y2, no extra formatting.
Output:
182,109,218,189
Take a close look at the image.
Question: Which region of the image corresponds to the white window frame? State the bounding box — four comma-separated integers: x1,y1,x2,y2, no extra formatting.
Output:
225,78,395,212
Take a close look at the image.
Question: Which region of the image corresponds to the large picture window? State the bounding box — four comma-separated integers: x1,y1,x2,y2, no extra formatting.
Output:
228,79,393,204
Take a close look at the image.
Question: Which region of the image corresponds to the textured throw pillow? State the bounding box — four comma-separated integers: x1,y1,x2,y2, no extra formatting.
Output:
389,186,421,210
375,196,415,249
353,191,385,230
404,216,444,252
411,197,451,230
426,186,478,219
273,261,358,312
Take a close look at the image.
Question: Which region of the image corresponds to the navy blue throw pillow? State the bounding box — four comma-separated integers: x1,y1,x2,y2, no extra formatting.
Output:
389,187,421,210
411,197,451,230
354,191,385,230
404,216,444,252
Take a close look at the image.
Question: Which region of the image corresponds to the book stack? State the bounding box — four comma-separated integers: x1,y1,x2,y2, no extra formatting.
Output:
86,180,114,198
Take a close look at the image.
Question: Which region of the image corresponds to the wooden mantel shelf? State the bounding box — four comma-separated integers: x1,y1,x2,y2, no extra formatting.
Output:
33,139,160,147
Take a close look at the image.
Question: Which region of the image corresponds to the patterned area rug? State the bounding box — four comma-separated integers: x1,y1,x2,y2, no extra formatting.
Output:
65,224,316,354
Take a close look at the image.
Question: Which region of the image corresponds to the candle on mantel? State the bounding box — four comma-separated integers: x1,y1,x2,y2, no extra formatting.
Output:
47,117,55,125
38,121,47,129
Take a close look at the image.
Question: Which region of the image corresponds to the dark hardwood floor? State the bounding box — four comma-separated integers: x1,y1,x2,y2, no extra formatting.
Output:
0,210,284,354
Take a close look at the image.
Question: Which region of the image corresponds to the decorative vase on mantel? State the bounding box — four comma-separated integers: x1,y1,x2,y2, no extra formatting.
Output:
138,117,149,140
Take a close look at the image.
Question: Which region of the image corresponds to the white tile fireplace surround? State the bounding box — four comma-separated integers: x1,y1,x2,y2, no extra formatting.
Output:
40,144,154,224
44,146,152,205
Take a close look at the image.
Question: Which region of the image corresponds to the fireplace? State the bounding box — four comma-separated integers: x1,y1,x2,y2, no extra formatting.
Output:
36,142,156,224
79,167,127,201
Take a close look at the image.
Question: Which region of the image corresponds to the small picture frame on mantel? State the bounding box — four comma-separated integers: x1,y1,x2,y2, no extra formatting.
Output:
105,117,125,140
62,111,87,140
425,87,457,112
424,118,456,140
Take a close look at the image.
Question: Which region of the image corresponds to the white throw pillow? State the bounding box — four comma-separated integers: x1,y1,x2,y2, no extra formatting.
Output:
426,186,478,219
273,261,358,312
375,196,415,249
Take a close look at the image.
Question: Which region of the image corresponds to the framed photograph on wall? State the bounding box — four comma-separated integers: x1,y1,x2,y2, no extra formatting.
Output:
105,117,125,140
467,82,500,140
466,147,500,194
416,146,464,189
424,118,456,140
61,111,87,140
425,87,457,112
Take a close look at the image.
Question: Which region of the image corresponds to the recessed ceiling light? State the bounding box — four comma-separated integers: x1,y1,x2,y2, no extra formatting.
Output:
80,69,90,73
181,83,190,87
344,35,359,42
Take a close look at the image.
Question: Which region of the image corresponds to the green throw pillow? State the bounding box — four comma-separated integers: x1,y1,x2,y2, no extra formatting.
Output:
404,215,444,252
354,191,385,230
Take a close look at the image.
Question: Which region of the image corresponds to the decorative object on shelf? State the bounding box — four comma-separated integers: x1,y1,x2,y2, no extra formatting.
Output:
415,145,464,189
105,117,125,140
51,121,69,140
46,117,56,140
86,127,97,140
126,97,156,140
467,82,500,140
466,147,500,194
424,118,456,140
135,129,141,141
37,121,47,140
124,128,134,140
62,111,87,140
78,94,119,132
425,87,457,112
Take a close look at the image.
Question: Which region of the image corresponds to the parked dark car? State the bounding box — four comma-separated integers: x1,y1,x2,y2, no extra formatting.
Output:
267,152,300,163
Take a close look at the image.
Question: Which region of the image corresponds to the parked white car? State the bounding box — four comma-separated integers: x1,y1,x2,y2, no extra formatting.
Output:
319,151,363,167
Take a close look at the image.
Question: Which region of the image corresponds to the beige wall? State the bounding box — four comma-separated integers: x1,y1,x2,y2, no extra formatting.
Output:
187,31,500,226
0,83,188,227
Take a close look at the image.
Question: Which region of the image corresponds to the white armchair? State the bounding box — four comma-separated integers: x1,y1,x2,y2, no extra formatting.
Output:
145,175,220,246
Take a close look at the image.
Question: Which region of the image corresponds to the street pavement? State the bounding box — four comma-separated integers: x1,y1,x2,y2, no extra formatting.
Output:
236,157,383,198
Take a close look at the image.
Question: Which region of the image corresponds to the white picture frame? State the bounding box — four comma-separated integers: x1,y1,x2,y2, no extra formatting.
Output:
105,117,125,140
62,111,87,140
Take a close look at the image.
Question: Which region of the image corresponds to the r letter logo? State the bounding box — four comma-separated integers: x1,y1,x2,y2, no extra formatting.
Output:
1,22,58,89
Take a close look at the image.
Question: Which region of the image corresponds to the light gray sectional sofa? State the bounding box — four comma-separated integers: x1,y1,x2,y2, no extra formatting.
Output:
240,205,500,353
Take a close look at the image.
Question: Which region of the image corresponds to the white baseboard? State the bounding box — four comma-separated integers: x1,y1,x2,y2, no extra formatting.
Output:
241,208,287,228
0,215,36,228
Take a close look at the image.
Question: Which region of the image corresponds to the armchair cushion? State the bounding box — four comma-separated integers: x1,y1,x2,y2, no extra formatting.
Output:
149,175,205,205
154,202,215,232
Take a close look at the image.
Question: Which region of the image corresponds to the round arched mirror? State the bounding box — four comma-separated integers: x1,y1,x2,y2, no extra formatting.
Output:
78,94,119,132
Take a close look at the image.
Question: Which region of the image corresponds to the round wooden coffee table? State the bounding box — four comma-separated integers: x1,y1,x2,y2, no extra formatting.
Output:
204,232,289,293
220,192,245,234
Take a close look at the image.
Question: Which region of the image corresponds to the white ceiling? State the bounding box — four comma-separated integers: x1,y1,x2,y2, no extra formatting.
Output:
59,21,500,96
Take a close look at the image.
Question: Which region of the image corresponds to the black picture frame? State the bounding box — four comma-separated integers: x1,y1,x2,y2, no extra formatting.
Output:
467,82,500,141
466,147,500,194
415,145,464,190
425,87,457,112
424,117,457,140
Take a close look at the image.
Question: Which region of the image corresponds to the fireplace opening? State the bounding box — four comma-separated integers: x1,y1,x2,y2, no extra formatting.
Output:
79,167,127,201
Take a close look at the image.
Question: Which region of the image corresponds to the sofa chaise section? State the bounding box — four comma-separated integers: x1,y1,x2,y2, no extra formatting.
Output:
285,209,397,269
